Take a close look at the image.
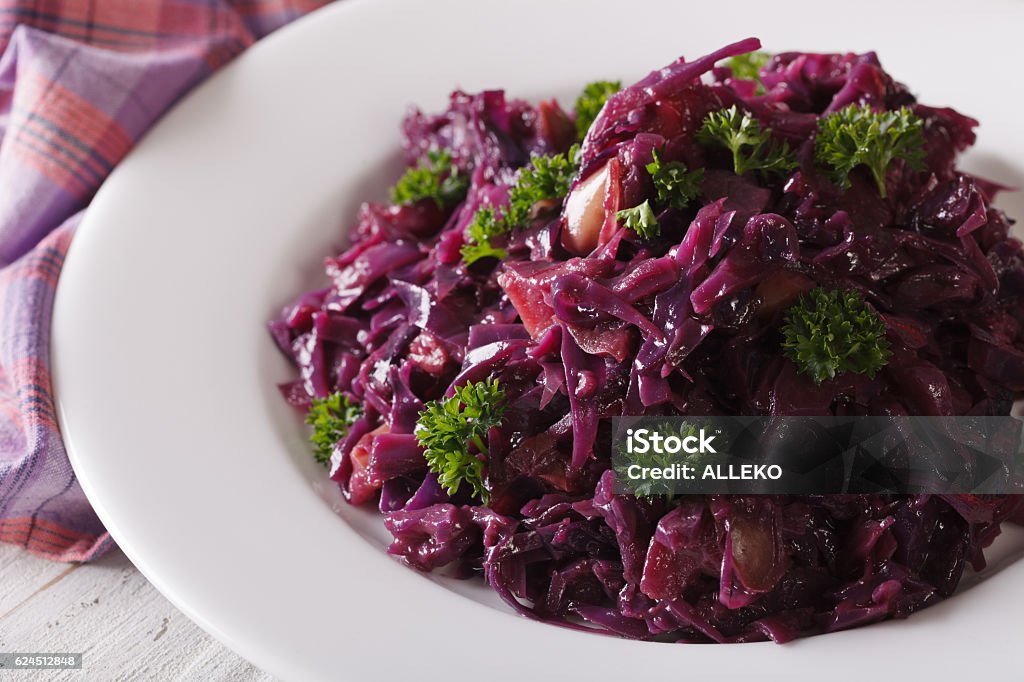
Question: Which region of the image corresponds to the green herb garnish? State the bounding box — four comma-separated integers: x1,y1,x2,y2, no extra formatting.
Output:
574,80,621,140
390,149,469,208
616,199,660,239
460,146,579,264
460,207,508,265
613,420,724,499
646,148,704,210
414,378,506,502
728,52,771,94
306,393,363,466
697,105,798,177
781,288,891,384
505,145,580,228
815,104,926,198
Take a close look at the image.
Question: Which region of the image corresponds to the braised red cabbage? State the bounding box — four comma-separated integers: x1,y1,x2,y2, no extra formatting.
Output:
272,38,1024,643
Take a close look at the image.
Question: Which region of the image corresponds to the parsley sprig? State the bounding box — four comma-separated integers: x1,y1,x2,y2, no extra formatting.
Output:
613,420,723,498
697,106,798,177
646,148,703,210
306,393,363,465
390,149,469,208
815,104,925,198
617,200,660,239
619,148,703,239
781,288,891,384
461,207,508,265
461,146,579,264
506,146,579,227
728,52,771,94
414,378,506,502
574,80,621,140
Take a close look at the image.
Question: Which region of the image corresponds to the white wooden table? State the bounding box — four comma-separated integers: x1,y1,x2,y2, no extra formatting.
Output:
0,543,274,681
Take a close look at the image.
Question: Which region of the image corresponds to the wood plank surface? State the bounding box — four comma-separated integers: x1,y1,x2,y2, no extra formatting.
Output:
0,544,274,681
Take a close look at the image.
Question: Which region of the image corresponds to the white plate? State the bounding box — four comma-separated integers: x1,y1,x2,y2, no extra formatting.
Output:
52,0,1024,679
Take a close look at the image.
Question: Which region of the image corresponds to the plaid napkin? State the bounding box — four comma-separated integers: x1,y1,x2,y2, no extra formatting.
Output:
0,0,330,562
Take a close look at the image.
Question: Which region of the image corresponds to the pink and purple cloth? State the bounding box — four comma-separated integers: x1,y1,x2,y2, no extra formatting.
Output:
0,0,330,562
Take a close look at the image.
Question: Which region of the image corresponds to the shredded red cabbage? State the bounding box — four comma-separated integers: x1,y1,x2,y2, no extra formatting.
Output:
271,38,1024,643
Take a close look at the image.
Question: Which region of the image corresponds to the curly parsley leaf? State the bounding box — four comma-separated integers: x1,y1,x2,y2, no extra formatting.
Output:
815,104,926,198
781,288,892,384
461,146,580,264
697,105,798,178
617,199,660,239
390,149,469,208
414,378,506,502
461,207,508,265
574,80,621,140
506,145,580,228
646,148,704,210
612,420,725,499
728,52,771,94
306,393,363,466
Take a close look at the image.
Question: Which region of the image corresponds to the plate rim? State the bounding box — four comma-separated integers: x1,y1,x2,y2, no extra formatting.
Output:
52,0,1024,679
